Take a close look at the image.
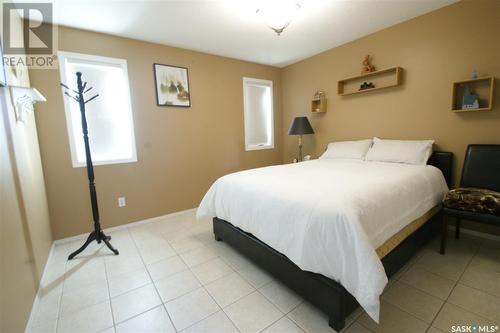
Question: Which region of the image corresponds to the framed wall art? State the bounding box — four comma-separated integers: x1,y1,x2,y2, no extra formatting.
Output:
153,63,191,107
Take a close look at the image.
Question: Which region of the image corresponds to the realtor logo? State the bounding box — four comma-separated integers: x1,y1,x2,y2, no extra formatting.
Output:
452,325,499,333
2,1,57,68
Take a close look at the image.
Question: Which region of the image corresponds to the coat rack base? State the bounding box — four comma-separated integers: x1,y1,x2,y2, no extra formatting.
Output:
68,229,119,260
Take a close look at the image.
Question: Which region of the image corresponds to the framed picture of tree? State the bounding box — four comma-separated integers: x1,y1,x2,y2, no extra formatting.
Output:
153,63,191,107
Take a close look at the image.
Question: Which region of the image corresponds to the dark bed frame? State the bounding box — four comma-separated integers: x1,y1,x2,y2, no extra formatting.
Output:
213,152,453,331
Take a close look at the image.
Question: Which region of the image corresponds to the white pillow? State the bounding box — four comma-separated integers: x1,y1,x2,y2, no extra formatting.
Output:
320,139,373,160
365,137,434,165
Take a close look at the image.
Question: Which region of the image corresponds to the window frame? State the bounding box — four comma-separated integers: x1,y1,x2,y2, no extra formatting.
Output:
242,77,274,151
58,51,137,168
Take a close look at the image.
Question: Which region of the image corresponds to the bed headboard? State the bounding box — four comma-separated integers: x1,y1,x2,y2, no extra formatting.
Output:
428,152,453,187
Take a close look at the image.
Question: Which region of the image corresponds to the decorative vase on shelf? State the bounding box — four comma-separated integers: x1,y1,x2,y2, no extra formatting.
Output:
462,85,480,109
471,69,478,79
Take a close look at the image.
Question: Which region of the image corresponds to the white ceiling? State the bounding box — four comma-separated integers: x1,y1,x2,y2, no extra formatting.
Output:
42,0,457,67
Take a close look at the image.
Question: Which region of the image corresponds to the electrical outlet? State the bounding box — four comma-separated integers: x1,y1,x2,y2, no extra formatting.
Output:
118,197,126,207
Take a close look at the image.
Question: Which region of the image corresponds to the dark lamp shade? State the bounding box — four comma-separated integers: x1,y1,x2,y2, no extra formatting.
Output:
288,116,314,135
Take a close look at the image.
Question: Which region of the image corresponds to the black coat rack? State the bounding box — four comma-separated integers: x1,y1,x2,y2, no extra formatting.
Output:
61,72,119,260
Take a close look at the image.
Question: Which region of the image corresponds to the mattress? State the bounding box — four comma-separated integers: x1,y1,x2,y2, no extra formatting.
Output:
197,159,448,322
375,205,440,258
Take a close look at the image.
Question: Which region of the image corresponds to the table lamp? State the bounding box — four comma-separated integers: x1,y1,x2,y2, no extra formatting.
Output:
288,116,314,161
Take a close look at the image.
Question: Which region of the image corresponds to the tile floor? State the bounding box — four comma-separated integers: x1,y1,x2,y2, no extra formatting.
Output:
28,210,500,333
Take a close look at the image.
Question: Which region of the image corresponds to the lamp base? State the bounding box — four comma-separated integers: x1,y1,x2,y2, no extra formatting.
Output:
298,135,303,162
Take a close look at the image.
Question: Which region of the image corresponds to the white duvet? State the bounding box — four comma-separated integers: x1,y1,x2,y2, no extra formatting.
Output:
197,159,448,321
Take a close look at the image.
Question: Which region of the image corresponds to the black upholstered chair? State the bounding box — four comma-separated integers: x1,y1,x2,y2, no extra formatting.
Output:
440,144,500,254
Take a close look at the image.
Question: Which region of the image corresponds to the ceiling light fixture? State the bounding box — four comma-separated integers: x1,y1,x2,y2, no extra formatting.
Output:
256,1,301,36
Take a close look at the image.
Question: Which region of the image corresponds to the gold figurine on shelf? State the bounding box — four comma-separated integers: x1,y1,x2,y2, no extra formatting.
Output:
361,55,375,74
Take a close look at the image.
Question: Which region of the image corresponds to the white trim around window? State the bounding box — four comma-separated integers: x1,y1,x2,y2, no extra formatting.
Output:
58,51,137,168
242,77,274,151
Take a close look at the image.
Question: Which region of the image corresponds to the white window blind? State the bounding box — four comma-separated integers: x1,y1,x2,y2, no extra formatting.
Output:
58,51,137,167
243,77,274,151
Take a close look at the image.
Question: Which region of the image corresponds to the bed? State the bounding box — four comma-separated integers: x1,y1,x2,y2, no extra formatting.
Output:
197,152,453,331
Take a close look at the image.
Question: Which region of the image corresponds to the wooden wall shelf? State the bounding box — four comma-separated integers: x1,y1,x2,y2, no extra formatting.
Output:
451,76,495,112
337,67,403,96
311,97,327,113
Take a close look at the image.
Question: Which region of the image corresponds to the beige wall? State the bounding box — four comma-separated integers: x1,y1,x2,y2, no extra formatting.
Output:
0,89,38,333
281,0,500,187
6,94,53,279
30,27,282,239
0,7,53,332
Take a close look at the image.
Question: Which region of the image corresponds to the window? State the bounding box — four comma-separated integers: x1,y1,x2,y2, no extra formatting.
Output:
243,77,274,151
58,51,137,167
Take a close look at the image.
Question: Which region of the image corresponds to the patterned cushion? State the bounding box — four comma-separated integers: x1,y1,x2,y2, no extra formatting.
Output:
443,188,500,216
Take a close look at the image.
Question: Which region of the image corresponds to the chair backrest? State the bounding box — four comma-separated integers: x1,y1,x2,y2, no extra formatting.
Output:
461,144,500,192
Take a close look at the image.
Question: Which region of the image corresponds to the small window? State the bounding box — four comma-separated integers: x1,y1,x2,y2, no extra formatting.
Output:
58,51,137,167
243,77,274,151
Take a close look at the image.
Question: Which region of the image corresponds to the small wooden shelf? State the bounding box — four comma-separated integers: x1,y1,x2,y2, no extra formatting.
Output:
337,67,402,96
311,98,327,113
451,76,495,112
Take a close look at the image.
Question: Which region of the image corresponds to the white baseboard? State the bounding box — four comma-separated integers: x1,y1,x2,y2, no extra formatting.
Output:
25,241,56,332
53,207,197,245
25,207,196,332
